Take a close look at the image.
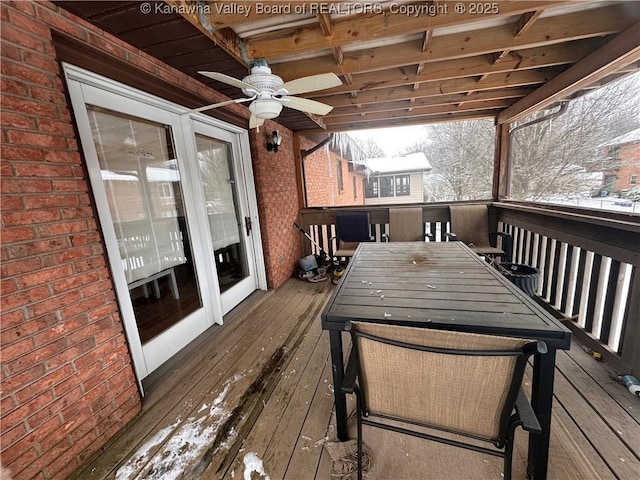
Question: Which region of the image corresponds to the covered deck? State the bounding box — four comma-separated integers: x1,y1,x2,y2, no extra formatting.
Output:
73,278,639,480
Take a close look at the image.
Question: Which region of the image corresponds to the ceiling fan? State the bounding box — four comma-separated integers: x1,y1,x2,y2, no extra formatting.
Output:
195,61,342,128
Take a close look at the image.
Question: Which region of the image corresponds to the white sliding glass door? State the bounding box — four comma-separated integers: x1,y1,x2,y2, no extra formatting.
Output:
65,65,266,386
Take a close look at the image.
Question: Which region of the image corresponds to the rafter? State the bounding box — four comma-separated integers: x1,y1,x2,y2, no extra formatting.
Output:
199,1,279,28
499,21,640,124
324,99,515,125
318,68,558,108
302,111,499,134
310,38,606,98
328,88,534,117
270,6,636,80
246,1,566,60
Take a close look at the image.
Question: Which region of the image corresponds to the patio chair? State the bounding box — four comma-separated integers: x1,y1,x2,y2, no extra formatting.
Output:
342,321,546,480
382,207,434,242
329,211,374,263
445,204,512,260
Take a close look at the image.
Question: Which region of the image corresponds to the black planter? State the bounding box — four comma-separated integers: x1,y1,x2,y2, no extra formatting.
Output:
499,263,539,297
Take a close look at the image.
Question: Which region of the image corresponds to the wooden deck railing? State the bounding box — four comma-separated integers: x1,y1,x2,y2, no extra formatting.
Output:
298,202,640,374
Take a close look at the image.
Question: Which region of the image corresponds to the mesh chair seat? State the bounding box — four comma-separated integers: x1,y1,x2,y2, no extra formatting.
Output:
330,211,373,263
448,204,511,259
342,321,545,480
385,207,430,242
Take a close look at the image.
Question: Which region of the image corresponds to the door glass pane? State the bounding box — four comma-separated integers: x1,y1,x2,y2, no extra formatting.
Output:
195,135,249,292
87,107,202,343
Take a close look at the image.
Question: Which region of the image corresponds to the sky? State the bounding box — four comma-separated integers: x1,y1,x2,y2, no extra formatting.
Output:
347,125,429,157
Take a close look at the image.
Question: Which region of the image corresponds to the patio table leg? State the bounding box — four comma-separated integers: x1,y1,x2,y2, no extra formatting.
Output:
329,330,349,441
527,349,557,480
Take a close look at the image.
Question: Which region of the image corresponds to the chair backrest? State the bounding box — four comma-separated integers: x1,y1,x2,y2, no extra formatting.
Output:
351,321,537,442
388,207,424,242
449,204,490,247
336,211,371,242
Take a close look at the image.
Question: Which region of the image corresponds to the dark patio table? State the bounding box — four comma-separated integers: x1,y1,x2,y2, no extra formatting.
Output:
321,241,571,480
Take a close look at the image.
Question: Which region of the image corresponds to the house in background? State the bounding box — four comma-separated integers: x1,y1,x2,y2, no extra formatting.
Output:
363,152,432,205
600,128,640,195
303,135,367,208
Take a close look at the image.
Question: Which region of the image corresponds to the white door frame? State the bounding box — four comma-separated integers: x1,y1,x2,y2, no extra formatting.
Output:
63,64,267,389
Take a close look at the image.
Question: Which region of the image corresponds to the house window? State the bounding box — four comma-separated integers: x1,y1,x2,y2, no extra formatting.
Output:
395,175,410,196
353,177,357,201
364,177,378,198
336,160,344,191
380,176,394,197
630,174,638,185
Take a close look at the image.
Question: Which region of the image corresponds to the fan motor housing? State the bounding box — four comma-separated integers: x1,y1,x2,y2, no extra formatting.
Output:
242,65,284,96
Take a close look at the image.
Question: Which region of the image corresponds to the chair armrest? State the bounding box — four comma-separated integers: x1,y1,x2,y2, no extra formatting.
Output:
382,233,389,242
329,236,337,261
489,232,513,258
424,233,434,241
444,232,458,241
515,388,541,434
341,347,358,394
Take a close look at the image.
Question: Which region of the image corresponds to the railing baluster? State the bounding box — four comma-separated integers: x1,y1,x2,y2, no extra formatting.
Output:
524,230,532,266
517,227,525,265
545,238,557,302
555,242,568,310
537,236,548,296
592,256,612,339
610,263,633,352
564,246,581,318
578,251,595,328
531,233,540,270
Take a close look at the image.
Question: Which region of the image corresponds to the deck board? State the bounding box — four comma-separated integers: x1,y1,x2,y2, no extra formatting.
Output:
72,278,640,480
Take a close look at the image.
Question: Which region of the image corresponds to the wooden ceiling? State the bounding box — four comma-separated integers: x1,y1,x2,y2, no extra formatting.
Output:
57,1,640,133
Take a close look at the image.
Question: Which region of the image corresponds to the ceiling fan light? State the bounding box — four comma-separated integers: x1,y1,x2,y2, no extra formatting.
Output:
249,99,283,119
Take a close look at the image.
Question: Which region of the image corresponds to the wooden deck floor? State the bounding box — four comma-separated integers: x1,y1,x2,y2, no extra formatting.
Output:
72,279,640,480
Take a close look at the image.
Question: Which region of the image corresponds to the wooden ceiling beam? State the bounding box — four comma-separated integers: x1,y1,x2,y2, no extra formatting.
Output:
310,39,604,98
200,1,281,28
301,111,499,134
498,21,640,124
515,10,544,38
270,6,636,80
413,30,433,93
328,88,533,116
316,68,559,107
246,1,566,60
323,99,515,125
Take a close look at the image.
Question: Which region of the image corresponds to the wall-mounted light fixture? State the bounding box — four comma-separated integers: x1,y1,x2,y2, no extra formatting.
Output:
266,130,282,152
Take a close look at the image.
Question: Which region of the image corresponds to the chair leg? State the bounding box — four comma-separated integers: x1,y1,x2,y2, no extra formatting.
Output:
356,391,363,480
503,438,513,480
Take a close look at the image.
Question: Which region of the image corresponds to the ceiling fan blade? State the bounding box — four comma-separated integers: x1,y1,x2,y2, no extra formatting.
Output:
190,97,254,113
249,114,265,129
280,96,334,116
279,73,342,96
198,71,258,94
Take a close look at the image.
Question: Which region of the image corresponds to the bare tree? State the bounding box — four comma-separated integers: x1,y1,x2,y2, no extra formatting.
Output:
510,72,640,200
403,120,495,201
354,136,387,158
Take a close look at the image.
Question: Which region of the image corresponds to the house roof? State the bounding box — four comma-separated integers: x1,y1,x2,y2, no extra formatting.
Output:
366,152,432,174
602,127,640,147
57,1,640,134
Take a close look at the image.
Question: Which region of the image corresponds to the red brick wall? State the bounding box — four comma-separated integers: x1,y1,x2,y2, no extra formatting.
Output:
301,138,365,207
614,141,639,191
250,126,302,288
0,1,301,478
